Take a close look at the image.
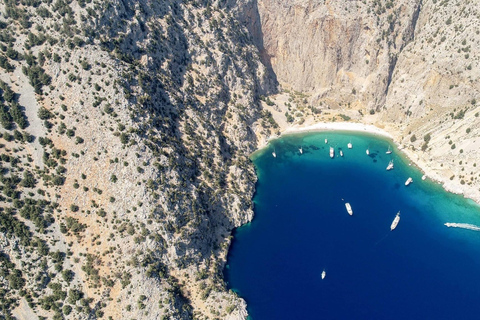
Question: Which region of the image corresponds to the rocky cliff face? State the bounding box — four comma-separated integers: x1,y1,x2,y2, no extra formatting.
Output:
251,0,422,110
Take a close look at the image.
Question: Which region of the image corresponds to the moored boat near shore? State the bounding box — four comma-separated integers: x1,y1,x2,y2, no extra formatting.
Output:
386,160,394,170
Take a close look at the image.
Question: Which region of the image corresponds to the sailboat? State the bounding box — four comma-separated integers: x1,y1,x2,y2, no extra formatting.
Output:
321,269,326,279
329,147,334,158
386,160,394,170
299,147,303,154
366,148,370,155
272,149,276,158
325,138,328,144
386,146,392,154
347,141,353,149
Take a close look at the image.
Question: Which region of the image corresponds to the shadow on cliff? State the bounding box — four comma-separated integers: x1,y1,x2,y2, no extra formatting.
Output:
229,0,279,95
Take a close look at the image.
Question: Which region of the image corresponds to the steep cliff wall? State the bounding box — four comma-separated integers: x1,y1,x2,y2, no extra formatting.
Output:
253,0,421,110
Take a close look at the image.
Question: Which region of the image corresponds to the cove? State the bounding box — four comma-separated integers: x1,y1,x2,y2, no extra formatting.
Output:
225,132,480,320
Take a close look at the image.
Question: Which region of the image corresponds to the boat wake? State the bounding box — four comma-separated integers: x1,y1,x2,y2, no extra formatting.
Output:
444,223,480,231
374,233,389,246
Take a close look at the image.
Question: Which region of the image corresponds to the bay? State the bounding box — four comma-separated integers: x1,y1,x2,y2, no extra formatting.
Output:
225,132,480,320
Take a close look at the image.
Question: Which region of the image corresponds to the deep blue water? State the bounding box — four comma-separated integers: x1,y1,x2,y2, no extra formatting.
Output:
225,132,480,320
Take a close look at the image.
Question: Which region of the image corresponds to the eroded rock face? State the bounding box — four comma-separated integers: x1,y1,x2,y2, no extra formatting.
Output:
250,0,421,110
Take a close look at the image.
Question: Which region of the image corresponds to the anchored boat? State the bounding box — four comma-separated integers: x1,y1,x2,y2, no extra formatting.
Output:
386,160,394,170
391,211,400,230
345,202,353,215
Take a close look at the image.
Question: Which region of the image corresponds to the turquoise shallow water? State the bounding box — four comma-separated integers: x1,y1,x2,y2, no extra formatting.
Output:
225,132,480,320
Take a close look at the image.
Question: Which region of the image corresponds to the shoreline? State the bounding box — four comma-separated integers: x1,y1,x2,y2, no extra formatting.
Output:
258,122,394,150
255,121,480,206
282,122,394,139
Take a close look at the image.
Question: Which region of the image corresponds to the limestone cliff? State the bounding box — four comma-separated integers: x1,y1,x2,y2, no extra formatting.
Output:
249,0,422,110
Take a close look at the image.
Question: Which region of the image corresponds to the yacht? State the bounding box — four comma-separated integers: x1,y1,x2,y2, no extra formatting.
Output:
421,175,427,181
345,202,353,215
329,147,334,158
366,149,370,155
405,177,413,186
339,150,344,157
386,160,394,170
347,141,353,149
386,146,392,154
390,211,400,230
321,270,326,279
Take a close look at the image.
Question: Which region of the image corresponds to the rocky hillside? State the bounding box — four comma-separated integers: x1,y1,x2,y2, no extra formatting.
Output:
0,0,278,319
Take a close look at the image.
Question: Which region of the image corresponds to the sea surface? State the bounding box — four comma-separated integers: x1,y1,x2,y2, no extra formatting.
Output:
225,132,480,320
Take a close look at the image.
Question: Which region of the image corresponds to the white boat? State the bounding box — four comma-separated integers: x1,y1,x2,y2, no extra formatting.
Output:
329,147,334,158
339,150,344,157
366,149,370,155
386,160,394,170
421,175,426,181
386,146,392,154
321,270,326,279
390,211,400,231
444,222,480,231
405,177,413,186
325,138,328,144
345,202,353,215
347,142,353,149
299,147,303,154
272,150,276,158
